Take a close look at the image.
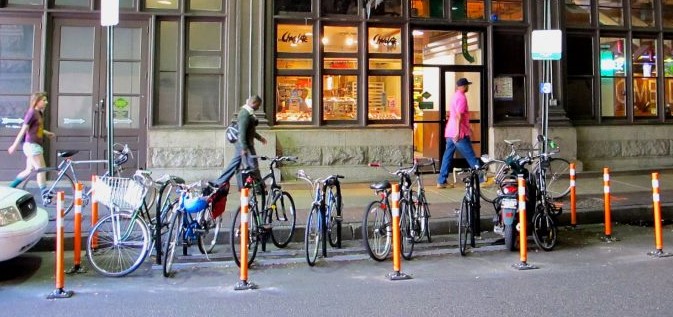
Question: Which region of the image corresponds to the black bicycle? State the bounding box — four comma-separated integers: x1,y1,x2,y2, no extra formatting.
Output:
456,162,487,256
230,156,298,267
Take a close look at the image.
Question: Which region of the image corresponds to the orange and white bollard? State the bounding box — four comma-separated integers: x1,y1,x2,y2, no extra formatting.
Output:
648,172,671,257
569,163,577,228
91,175,99,249
513,175,537,270
601,167,618,242
234,187,257,290
47,192,74,299
67,183,86,274
387,183,411,280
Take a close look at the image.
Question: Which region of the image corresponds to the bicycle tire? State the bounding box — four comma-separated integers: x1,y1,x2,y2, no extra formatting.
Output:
362,201,391,262
417,193,432,243
163,210,183,277
230,206,260,267
399,199,414,260
87,212,151,277
479,160,508,203
532,211,558,251
458,198,470,256
143,185,157,212
198,206,223,254
327,185,342,248
23,170,75,217
150,181,180,264
305,206,321,266
270,190,297,248
545,158,571,199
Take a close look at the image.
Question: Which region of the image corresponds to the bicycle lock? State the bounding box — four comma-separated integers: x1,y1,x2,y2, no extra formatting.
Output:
513,175,537,270
66,183,86,274
47,192,74,299
386,183,411,280
648,172,672,258
234,187,257,290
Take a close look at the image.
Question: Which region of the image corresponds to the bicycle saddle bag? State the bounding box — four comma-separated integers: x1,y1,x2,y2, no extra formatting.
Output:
208,182,230,219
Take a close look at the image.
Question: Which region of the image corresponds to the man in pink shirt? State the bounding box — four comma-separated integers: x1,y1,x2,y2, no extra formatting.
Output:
437,78,480,188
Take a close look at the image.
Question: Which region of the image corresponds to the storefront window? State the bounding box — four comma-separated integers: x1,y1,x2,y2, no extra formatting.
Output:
322,0,358,15
492,0,523,22
323,75,357,121
412,30,482,66
565,0,591,25
369,58,401,70
275,0,312,14
368,75,402,120
452,0,485,21
632,38,657,117
565,34,595,120
600,37,627,118
664,4,673,28
368,27,402,54
0,23,37,133
411,0,444,18
493,31,526,121
190,0,222,12
185,20,223,124
146,0,179,10
276,76,313,122
413,67,440,121
277,24,313,53
598,0,623,26
664,39,673,118
631,0,655,28
324,26,357,53
368,0,402,17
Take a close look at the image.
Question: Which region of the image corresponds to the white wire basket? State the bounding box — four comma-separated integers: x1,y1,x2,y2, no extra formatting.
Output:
93,176,147,211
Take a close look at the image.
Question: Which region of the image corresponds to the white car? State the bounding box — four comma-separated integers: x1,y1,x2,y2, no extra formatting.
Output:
0,186,49,262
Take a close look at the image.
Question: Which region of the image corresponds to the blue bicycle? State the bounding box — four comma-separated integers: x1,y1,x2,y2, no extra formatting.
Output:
296,170,344,266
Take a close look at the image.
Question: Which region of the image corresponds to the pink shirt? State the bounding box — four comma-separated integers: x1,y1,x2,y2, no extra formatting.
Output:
444,89,470,139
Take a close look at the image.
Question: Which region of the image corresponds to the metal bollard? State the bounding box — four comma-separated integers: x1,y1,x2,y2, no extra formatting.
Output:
47,192,74,299
387,183,411,280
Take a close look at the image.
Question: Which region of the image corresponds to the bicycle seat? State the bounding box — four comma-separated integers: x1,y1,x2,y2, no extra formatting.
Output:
370,180,391,190
57,150,79,158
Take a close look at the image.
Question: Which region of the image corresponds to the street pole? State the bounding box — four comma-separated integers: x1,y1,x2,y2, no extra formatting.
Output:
101,0,118,176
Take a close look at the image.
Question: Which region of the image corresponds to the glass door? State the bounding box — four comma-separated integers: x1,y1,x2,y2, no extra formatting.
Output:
50,18,148,176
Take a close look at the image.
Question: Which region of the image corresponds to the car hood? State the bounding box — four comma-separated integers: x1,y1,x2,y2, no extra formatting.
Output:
0,186,30,202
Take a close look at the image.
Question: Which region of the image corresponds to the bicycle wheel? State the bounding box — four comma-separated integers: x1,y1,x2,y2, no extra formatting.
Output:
87,212,151,277
399,199,414,260
458,198,471,256
545,158,571,199
532,211,558,251
362,201,391,262
230,206,260,267
417,193,432,243
163,210,183,277
327,185,342,248
23,170,75,217
479,160,508,203
304,206,321,266
198,207,223,254
270,190,297,248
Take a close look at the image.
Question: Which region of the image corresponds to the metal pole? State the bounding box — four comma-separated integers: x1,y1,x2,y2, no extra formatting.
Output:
106,25,114,176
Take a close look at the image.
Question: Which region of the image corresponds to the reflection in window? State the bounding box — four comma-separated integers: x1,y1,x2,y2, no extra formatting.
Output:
323,75,357,121
146,0,179,9
565,0,591,25
412,30,482,66
368,0,402,17
369,58,401,70
0,23,35,132
632,38,657,117
493,31,525,121
665,4,673,28
186,20,223,124
600,37,627,118
275,0,311,14
598,0,623,26
276,76,313,122
492,0,523,21
566,34,595,120
277,24,313,53
631,0,654,28
452,0,484,21
322,0,358,15
411,0,444,18
367,76,401,120
190,0,222,11
368,27,402,54
324,26,358,53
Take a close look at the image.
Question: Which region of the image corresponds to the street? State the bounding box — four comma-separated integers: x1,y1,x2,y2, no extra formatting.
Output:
2,223,673,317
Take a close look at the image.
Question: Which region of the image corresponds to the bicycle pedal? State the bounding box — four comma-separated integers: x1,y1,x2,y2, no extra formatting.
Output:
334,215,343,222
262,224,272,230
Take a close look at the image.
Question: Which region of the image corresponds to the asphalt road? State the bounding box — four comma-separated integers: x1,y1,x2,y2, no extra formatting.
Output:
2,223,673,316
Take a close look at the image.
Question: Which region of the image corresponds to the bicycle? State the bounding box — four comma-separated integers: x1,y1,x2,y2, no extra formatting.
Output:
19,143,134,217
85,170,151,277
296,169,344,266
369,157,434,244
230,156,299,267
529,135,562,251
455,162,487,256
479,139,571,203
162,180,226,277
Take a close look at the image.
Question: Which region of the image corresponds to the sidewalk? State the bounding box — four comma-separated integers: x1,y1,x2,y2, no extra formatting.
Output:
32,168,673,251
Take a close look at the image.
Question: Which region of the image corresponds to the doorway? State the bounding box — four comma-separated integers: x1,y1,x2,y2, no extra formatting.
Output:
50,17,148,176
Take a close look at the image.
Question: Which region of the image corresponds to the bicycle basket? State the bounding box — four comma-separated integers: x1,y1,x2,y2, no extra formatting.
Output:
93,176,147,211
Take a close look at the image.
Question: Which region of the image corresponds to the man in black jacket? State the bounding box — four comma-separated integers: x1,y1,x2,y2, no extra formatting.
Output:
214,95,267,188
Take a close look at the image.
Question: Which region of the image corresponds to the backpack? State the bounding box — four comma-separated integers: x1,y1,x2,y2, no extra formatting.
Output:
225,121,238,144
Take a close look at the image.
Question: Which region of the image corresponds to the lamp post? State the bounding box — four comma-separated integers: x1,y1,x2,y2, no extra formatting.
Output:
101,0,118,176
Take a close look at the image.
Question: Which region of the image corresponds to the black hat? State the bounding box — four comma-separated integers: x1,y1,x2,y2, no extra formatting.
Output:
456,78,472,87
